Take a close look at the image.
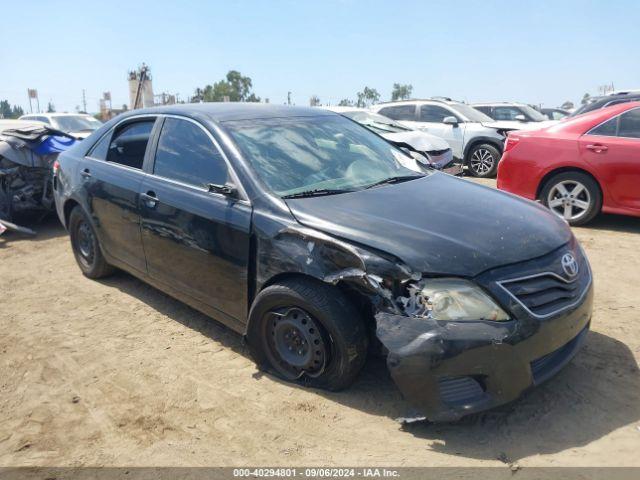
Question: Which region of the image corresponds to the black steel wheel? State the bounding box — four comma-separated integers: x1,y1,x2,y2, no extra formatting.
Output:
247,277,368,391
264,307,328,380
68,206,114,278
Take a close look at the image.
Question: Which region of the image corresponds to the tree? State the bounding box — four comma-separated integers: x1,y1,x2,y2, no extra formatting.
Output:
309,95,320,107
581,93,591,105
193,70,261,103
355,87,380,108
561,100,574,110
391,83,413,101
0,100,24,119
47,101,56,113
337,98,353,106
0,100,11,118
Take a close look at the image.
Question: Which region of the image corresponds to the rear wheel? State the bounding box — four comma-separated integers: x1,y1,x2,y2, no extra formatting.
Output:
466,143,501,178
540,172,601,226
247,277,368,391
68,206,114,278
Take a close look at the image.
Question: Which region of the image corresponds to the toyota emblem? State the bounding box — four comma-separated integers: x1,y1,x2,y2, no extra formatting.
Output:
561,253,579,278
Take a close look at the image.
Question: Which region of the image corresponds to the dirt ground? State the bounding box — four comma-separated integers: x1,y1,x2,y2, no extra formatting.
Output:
0,178,639,468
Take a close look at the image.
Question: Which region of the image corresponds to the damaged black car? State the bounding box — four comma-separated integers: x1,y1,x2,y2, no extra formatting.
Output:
53,104,593,422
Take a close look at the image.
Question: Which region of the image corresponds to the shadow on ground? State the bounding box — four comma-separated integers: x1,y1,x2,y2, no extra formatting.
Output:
0,213,65,247
100,268,639,463
577,213,640,234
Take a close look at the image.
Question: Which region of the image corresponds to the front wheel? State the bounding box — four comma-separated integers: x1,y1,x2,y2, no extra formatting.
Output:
539,172,601,226
466,143,501,178
247,277,368,391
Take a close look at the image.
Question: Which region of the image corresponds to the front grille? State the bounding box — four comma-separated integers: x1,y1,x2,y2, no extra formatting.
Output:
438,376,485,405
498,267,591,318
530,324,589,385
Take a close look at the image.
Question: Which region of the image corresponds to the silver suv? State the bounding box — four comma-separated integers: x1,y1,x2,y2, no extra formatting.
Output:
372,99,522,177
472,102,555,124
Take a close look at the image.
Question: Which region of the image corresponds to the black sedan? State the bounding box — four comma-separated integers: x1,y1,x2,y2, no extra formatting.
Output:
53,104,593,422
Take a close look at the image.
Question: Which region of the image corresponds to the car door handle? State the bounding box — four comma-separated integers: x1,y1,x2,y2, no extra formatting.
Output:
140,191,158,209
80,168,91,178
586,144,608,153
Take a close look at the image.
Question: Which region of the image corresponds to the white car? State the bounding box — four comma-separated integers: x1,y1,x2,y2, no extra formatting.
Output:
322,106,460,174
472,102,558,126
372,98,543,177
19,113,102,139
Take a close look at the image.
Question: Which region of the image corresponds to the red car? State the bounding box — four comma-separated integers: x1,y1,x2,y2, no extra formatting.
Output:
498,101,640,225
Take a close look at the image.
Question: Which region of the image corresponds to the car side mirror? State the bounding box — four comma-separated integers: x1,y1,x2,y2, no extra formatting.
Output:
443,116,458,126
514,114,527,122
208,183,238,198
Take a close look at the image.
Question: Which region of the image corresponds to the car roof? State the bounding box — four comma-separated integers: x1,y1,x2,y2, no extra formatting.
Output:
21,112,95,118
546,101,640,134
117,103,335,122
374,98,461,107
320,106,368,113
472,102,529,107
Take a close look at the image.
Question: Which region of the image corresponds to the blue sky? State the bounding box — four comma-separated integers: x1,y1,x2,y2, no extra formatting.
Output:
1,0,638,113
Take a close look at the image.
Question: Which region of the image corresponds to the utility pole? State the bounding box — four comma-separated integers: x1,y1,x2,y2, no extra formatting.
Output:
82,89,87,113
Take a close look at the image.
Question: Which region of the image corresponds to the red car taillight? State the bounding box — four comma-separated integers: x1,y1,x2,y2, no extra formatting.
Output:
503,135,520,154
52,160,60,175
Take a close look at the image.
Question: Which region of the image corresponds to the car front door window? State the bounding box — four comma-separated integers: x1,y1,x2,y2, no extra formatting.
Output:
419,105,453,123
153,118,229,187
493,107,524,121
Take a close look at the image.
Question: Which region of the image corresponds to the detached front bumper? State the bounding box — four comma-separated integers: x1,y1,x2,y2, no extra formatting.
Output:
375,283,593,422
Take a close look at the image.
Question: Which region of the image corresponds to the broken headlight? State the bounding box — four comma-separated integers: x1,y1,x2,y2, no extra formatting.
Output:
399,278,509,321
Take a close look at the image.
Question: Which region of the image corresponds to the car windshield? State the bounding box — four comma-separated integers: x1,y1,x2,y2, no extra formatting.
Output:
52,115,102,132
341,111,411,133
450,103,494,123
519,105,548,122
224,115,423,197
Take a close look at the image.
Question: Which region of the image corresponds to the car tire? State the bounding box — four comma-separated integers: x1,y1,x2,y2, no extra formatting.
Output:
68,206,115,279
540,172,601,226
466,143,501,178
247,277,368,391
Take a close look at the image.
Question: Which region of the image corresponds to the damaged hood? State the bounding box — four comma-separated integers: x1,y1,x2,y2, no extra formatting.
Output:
380,130,450,152
285,174,572,277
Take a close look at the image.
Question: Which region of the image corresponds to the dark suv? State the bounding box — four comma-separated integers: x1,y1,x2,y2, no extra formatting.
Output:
571,92,640,117
53,104,593,422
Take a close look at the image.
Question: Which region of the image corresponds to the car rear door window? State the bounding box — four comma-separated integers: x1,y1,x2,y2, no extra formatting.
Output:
378,105,416,121
153,117,228,188
104,120,155,169
617,109,640,139
419,105,453,122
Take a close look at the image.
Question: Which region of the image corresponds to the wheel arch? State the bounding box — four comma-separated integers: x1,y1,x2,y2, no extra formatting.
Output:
535,166,603,201
463,136,504,162
248,271,377,338
63,198,81,228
